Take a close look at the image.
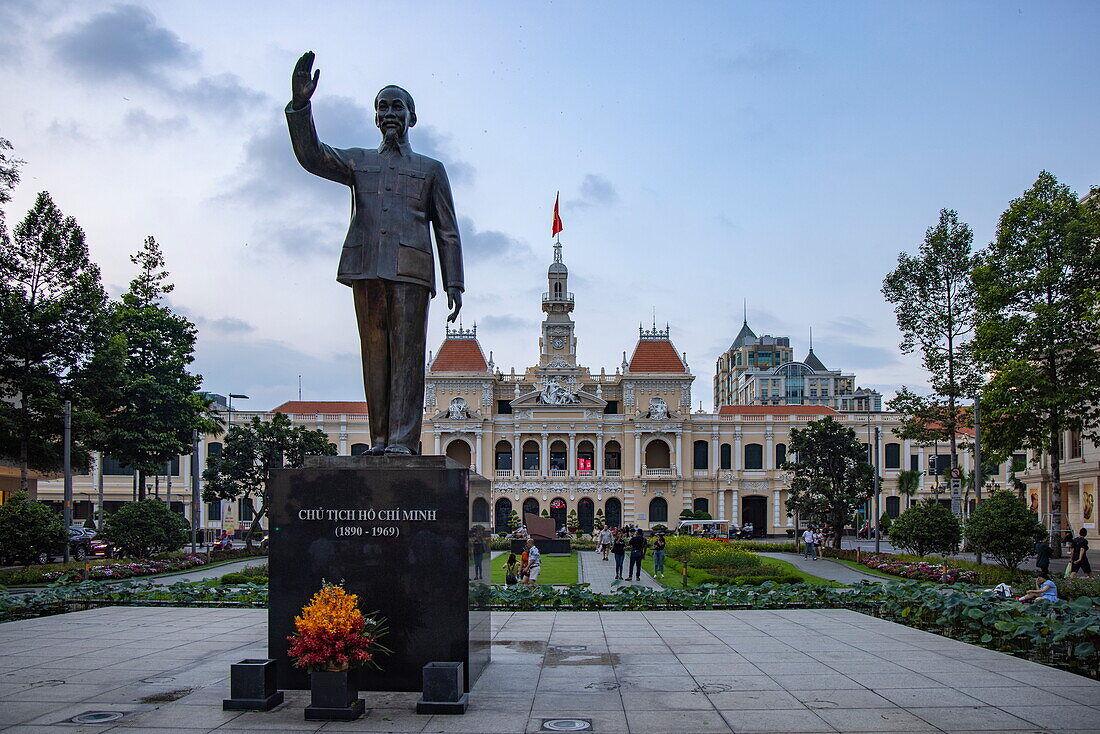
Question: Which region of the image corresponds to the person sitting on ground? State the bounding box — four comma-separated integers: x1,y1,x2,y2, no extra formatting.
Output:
1018,572,1059,603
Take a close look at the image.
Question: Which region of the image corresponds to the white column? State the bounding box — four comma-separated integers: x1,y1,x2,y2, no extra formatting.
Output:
634,432,642,475
340,415,348,455
904,439,912,472
731,488,740,525
541,433,549,477
472,431,481,475
434,432,442,455
772,489,781,529
513,434,520,477
711,432,719,476
596,433,604,475
765,430,774,470
734,430,743,471
675,431,683,476
717,487,726,521
568,433,576,476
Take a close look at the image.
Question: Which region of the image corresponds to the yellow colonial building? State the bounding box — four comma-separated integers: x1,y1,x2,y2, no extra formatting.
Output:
35,240,1094,540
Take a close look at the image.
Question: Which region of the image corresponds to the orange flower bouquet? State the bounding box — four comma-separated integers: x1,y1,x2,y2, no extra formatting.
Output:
286,582,390,673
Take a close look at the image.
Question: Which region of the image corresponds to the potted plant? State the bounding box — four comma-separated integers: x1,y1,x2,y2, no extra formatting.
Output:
286,582,390,721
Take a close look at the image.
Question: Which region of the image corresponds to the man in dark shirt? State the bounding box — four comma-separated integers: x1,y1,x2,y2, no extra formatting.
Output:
1034,538,1051,576
1070,529,1091,578
628,529,647,582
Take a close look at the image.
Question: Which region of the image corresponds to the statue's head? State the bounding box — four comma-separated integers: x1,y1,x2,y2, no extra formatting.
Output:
375,85,416,144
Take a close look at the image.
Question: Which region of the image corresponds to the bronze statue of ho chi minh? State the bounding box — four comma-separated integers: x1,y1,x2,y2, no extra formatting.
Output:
286,51,464,456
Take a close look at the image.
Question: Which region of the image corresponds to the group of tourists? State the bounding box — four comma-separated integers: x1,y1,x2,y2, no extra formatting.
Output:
801,526,826,560
594,525,666,581
502,538,542,585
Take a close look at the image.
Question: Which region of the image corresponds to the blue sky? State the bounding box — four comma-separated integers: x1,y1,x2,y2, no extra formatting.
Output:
1,1,1097,411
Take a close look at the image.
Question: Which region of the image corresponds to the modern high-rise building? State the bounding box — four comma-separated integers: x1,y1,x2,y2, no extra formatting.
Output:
713,320,881,412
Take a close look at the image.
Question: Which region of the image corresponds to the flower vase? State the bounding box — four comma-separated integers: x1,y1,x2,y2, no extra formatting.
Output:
304,670,365,721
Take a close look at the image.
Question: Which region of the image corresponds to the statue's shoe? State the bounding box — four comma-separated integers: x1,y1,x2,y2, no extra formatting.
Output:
366,444,386,455
384,444,414,455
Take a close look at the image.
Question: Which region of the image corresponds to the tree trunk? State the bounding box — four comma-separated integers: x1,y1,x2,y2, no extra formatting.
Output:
1049,428,1063,559
19,408,29,493
137,469,146,501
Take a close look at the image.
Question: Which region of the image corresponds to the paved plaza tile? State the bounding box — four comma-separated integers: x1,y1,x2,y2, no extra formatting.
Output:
0,606,1097,733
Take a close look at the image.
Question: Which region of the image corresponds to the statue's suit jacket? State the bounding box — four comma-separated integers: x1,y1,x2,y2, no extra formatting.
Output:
285,102,463,297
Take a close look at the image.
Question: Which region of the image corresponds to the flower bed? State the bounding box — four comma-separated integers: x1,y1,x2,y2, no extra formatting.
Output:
40,554,213,582
859,553,978,584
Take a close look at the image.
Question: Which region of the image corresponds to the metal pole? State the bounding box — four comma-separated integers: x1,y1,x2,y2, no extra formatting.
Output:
95,451,104,531
873,425,881,554
191,430,200,553
63,400,72,563
973,396,983,564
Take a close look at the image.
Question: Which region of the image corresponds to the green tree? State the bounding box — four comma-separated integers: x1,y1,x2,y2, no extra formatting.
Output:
889,501,961,557
99,499,189,558
882,209,980,472
508,510,521,531
963,490,1046,570
878,512,893,536
567,508,579,532
87,237,209,500
896,469,922,509
202,413,336,549
0,192,109,490
594,508,605,528
0,491,65,566
0,137,23,206
972,172,1100,551
783,416,875,548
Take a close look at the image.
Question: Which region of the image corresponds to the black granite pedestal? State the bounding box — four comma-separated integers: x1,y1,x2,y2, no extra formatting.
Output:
268,456,489,692
510,538,571,556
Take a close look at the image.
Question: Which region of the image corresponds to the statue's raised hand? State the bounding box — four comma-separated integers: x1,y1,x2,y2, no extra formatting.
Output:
291,51,320,110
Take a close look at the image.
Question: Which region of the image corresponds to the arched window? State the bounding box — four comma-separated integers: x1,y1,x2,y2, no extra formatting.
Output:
522,497,540,520
720,443,732,470
604,440,621,470
649,497,668,523
495,440,512,471
471,498,489,523
553,281,562,297
885,496,900,518
523,440,540,471
207,442,223,458
775,443,787,467
549,440,567,471
693,440,709,470
644,439,671,468
577,498,594,533
351,443,370,456
885,443,901,469
744,443,763,470
445,439,471,468
494,498,512,533
605,497,622,528
693,498,709,516
576,440,594,473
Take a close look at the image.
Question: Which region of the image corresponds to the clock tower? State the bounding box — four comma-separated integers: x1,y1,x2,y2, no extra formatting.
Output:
539,241,577,367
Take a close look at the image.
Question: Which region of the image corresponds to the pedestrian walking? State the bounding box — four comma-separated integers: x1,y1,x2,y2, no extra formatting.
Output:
652,532,667,578
471,528,486,580
628,528,647,581
1070,529,1091,578
813,528,824,559
612,532,626,580
802,527,817,560
598,525,613,561
503,553,520,585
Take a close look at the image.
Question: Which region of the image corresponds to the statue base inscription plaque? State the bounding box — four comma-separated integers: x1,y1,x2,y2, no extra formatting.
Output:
268,455,489,692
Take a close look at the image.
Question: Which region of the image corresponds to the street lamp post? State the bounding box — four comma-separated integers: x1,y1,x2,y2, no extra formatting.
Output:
63,400,73,564
873,425,881,554
191,429,200,553
973,396,983,564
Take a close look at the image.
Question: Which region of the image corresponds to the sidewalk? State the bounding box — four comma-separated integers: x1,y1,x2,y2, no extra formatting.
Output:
756,552,887,585
577,547,662,592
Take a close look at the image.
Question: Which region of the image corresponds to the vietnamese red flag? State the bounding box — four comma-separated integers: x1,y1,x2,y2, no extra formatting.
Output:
551,192,564,237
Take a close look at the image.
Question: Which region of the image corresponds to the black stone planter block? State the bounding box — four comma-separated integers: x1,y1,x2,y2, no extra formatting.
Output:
417,661,467,714
304,671,365,721
223,658,284,711
268,456,490,692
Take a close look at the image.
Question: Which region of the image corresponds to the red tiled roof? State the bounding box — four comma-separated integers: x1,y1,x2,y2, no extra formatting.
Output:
718,405,839,416
431,338,489,372
628,340,686,372
271,401,368,414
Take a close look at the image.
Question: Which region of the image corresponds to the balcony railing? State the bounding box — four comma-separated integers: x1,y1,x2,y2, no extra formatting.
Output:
605,469,621,477
577,470,593,477
644,468,675,478
495,469,512,478
522,469,540,477
693,469,709,477
542,291,575,303
550,469,568,478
